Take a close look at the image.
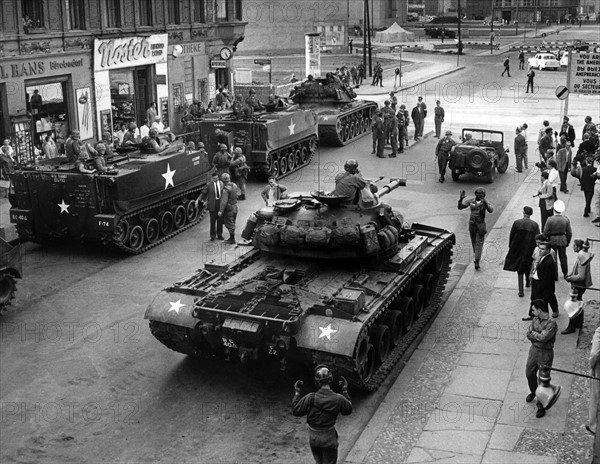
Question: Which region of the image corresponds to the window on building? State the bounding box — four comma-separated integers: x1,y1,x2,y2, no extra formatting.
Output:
168,1,181,24
192,0,205,22
138,0,153,26
215,0,239,21
216,0,227,20
69,0,87,29
103,0,121,28
235,0,242,20
22,0,44,31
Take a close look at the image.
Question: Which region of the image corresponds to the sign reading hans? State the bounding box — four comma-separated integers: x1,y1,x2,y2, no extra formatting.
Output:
93,34,168,71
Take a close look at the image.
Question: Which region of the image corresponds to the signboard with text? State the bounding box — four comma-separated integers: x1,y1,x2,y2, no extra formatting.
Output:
94,34,168,72
210,60,227,69
568,52,600,95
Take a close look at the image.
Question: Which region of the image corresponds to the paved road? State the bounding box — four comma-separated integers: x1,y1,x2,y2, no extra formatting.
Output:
1,30,598,463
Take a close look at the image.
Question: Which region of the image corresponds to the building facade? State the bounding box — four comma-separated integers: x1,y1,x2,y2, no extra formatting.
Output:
0,0,246,160
491,0,580,23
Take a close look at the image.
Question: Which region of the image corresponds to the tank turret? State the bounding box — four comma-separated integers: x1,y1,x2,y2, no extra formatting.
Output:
289,75,378,146
241,178,412,260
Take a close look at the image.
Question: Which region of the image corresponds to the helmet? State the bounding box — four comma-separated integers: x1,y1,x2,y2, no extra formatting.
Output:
218,143,228,151
344,159,359,173
149,128,159,136
314,365,333,386
128,122,137,131
197,142,205,148
553,199,565,213
249,88,256,94
445,130,452,136
186,141,196,150
474,187,486,195
234,147,243,154
71,130,80,137
95,143,106,152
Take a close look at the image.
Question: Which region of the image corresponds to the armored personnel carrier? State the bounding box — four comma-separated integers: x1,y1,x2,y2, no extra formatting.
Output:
198,105,318,180
9,142,212,254
145,178,455,391
290,74,378,146
0,237,22,315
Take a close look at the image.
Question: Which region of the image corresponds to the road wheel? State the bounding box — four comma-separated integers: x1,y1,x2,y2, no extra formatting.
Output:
419,273,434,306
467,149,487,171
270,159,280,178
113,218,130,244
144,218,160,244
294,149,301,167
371,325,390,364
173,205,186,229
186,200,201,223
158,211,174,236
287,151,295,171
385,309,403,346
128,225,144,251
279,155,288,175
397,296,415,333
0,273,17,314
497,154,509,173
355,337,375,383
300,146,309,164
336,121,344,141
411,284,425,319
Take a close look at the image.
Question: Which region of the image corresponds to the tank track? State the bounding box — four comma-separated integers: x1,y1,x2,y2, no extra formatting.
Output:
109,187,207,255
318,104,377,147
255,136,317,181
0,273,17,316
323,240,454,391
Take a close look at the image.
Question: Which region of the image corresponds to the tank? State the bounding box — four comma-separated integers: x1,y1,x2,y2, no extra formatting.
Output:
197,105,318,180
290,75,379,147
0,236,22,315
8,142,212,254
145,178,455,391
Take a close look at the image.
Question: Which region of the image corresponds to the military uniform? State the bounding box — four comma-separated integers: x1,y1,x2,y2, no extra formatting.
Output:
212,150,232,177
435,135,456,182
434,104,445,138
220,182,239,242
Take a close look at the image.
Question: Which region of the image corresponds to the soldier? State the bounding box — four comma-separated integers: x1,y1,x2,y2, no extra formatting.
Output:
230,147,249,200
292,366,352,464
381,100,395,145
433,100,445,138
65,130,82,163
219,173,239,244
388,111,399,157
458,187,494,270
212,144,232,177
333,160,367,203
543,199,572,278
398,104,410,147
74,150,96,174
87,143,117,174
122,122,139,146
144,128,171,154
373,113,386,159
435,130,456,183
371,111,384,157
396,109,407,154
389,91,398,111
197,142,208,159
244,88,264,118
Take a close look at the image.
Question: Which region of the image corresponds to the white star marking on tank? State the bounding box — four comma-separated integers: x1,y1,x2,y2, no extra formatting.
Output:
319,324,338,340
58,200,70,214
168,299,185,314
288,120,296,135
162,163,176,189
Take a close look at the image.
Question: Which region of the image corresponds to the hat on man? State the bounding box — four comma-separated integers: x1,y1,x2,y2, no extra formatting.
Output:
445,130,452,135
563,116,569,121
523,206,533,216
545,127,553,134
582,240,591,250
553,200,565,214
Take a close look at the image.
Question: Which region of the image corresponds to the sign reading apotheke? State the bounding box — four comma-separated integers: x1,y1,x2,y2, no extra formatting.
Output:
94,34,168,71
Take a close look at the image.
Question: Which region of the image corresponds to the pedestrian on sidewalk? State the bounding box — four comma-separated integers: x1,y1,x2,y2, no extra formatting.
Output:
433,100,445,138
458,187,493,270
560,116,576,147
199,171,224,241
371,111,385,157
518,49,525,70
536,171,555,230
593,161,600,226
357,63,365,86
526,66,535,93
348,39,353,54
435,130,456,183
514,127,527,172
411,97,426,140
543,199,572,278
525,298,558,418
292,366,352,464
521,123,530,169
350,65,358,86
587,327,600,435
393,67,400,90
389,91,398,112
577,156,596,217
563,239,594,334
504,206,540,297
501,56,511,77
527,236,559,319
555,140,571,193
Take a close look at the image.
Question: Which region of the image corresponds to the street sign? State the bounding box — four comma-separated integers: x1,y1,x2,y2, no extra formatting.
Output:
254,58,271,65
568,52,600,95
210,59,227,69
555,85,569,100
262,65,271,72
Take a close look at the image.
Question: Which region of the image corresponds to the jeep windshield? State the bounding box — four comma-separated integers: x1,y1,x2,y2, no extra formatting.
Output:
461,129,504,145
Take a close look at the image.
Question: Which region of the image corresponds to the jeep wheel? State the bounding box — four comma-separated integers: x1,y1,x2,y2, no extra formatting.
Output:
467,149,487,171
485,165,497,183
451,171,460,181
497,154,509,173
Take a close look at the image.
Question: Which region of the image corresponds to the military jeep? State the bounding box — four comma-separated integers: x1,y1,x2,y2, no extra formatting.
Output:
449,128,510,183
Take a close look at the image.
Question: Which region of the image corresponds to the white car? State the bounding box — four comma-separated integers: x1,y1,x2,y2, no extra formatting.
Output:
560,51,569,67
527,53,560,71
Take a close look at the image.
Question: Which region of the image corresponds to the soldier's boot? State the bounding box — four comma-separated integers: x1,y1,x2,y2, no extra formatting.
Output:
518,275,524,297
474,259,480,270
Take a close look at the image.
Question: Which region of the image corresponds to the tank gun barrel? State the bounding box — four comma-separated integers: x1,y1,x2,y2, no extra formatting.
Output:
378,178,406,199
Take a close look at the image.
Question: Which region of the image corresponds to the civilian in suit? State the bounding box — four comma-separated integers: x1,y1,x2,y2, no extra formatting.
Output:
199,171,224,241
526,239,559,320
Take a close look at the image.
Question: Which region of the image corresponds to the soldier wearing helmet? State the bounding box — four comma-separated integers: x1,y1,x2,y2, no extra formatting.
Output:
244,88,264,118
65,130,82,163
212,143,232,177
122,122,140,146
142,127,171,154
333,160,368,203
292,365,352,464
458,187,494,270
229,147,249,200
435,130,456,183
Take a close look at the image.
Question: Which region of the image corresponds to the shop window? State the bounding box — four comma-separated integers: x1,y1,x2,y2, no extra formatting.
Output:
168,0,181,24
22,0,44,33
69,0,87,30
138,0,153,26
103,0,122,28
192,0,205,22
25,82,70,153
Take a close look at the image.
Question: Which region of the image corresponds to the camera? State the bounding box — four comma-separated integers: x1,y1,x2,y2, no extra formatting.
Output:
535,160,547,170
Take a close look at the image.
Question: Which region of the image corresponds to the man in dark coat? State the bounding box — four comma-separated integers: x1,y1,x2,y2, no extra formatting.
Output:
514,126,527,172
504,206,540,297
559,116,576,147
411,97,426,141
579,157,597,217
199,171,224,241
526,237,559,319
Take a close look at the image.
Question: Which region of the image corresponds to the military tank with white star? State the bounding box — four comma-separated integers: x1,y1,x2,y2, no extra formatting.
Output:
8,142,212,254
145,178,455,391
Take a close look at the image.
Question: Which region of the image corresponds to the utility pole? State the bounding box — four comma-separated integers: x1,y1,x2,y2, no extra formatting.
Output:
457,0,462,66
366,0,372,77
363,0,367,76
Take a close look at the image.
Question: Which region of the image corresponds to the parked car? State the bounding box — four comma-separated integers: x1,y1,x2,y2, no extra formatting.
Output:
449,129,509,183
424,27,456,39
527,53,560,71
428,16,460,24
559,51,569,67
567,39,589,52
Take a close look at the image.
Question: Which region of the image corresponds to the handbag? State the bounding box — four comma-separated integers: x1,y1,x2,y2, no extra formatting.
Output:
570,163,581,178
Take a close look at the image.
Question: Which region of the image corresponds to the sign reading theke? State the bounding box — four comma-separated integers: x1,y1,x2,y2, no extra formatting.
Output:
568,52,600,95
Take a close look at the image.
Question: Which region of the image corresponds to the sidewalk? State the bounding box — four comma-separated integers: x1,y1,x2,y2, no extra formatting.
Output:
344,170,600,463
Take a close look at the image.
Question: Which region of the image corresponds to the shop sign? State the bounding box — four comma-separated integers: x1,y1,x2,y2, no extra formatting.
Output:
210,60,227,69
94,34,168,72
156,75,167,85
0,58,85,79
179,42,206,56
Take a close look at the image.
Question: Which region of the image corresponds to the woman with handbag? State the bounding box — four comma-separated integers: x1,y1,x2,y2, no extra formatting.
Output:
458,187,494,270
563,240,594,334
